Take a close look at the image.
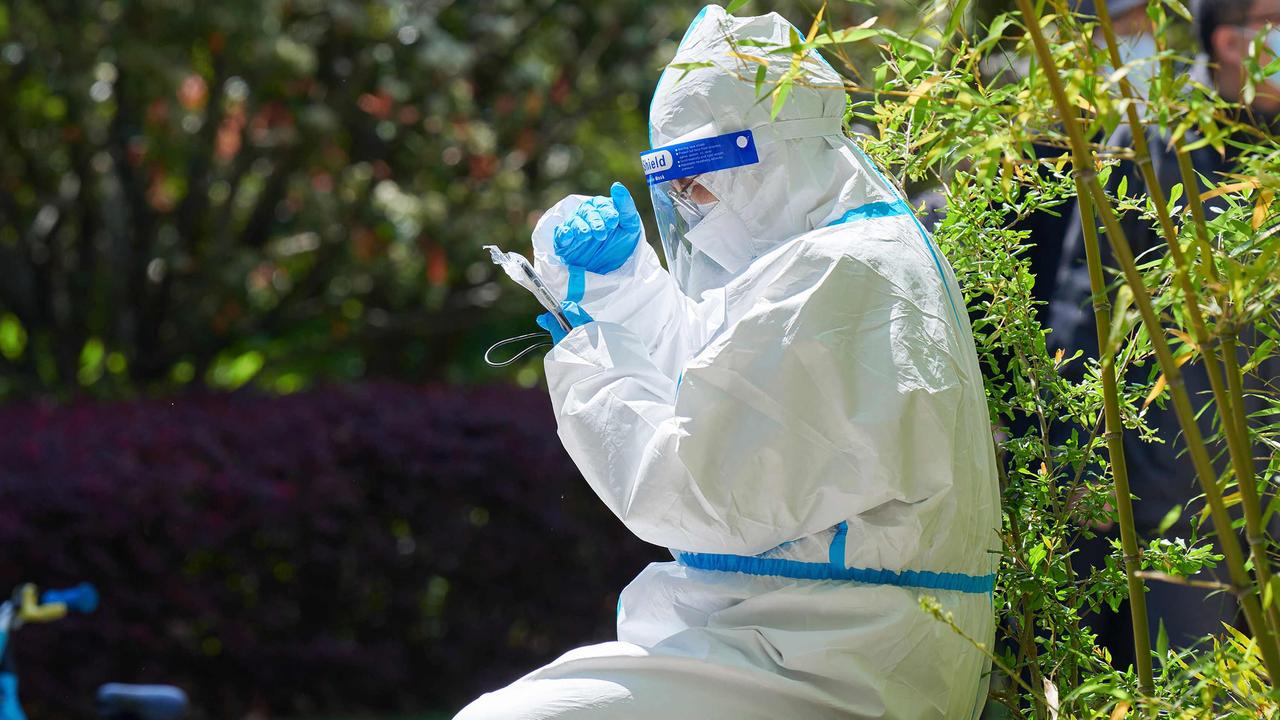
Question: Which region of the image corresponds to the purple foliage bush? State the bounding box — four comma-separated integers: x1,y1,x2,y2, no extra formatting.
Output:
0,384,657,718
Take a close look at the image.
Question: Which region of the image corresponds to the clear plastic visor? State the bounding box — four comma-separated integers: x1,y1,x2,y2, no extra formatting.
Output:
650,175,726,295
640,129,759,296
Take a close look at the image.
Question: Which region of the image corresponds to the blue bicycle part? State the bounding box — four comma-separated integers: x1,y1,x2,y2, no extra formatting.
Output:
41,584,98,614
96,684,188,720
1,583,187,719
0,672,26,720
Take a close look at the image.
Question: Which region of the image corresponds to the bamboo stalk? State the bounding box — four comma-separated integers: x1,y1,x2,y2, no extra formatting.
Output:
1013,0,1280,680
1172,147,1276,635
1073,175,1155,694
1090,0,1280,641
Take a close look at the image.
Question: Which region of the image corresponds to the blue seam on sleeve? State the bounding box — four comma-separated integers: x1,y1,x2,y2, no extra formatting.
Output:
828,521,848,568
675,550,996,594
566,265,586,304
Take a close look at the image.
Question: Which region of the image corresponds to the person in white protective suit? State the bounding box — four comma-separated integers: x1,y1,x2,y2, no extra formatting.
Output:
456,6,1000,719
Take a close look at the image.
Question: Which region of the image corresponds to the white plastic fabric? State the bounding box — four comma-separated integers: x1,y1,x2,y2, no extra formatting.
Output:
456,5,1000,719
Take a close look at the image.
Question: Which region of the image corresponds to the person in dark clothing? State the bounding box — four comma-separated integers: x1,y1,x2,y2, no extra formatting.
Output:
1049,0,1280,666
996,0,1153,321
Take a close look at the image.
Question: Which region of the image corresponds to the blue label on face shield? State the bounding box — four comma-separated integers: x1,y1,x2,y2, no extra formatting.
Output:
640,130,759,185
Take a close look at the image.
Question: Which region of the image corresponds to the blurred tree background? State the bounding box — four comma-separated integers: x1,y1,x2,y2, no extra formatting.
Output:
18,1,1255,718
0,1,926,716
0,0,940,400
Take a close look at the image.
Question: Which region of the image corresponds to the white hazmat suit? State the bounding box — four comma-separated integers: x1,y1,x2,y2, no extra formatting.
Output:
457,6,1000,719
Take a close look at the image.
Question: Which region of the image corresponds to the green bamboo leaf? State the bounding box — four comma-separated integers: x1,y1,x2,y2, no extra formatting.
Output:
770,79,792,120
754,64,766,98
944,0,970,41
1242,338,1276,374
725,0,750,12
1167,182,1184,214
1265,490,1280,527
1028,543,1047,571
1162,0,1193,22
877,28,933,61
810,27,879,48
976,13,1014,53
804,3,824,43
1156,504,1182,535
1105,284,1136,357
1179,134,1214,153
668,61,714,82
874,63,888,86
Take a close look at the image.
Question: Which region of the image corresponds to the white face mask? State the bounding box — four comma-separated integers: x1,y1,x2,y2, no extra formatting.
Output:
675,200,718,228
684,203,757,280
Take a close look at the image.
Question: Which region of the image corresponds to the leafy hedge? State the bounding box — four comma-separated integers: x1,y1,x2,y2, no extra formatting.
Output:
0,384,657,718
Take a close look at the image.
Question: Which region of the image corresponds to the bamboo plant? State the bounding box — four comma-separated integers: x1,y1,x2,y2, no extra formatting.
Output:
754,0,1280,714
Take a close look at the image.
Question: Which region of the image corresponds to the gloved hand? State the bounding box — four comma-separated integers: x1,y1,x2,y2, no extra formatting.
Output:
552,182,642,274
536,301,593,345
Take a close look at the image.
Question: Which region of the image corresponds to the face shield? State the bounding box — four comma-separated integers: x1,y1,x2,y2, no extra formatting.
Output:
641,130,761,296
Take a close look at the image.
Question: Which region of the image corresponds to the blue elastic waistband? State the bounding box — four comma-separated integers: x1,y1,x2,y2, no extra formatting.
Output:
675,551,995,594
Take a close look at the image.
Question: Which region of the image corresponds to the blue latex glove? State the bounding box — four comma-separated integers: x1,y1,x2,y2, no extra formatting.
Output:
536,301,593,345
552,182,642,274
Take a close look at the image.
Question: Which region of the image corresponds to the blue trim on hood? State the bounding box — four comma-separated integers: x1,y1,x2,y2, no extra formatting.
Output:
825,199,912,226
